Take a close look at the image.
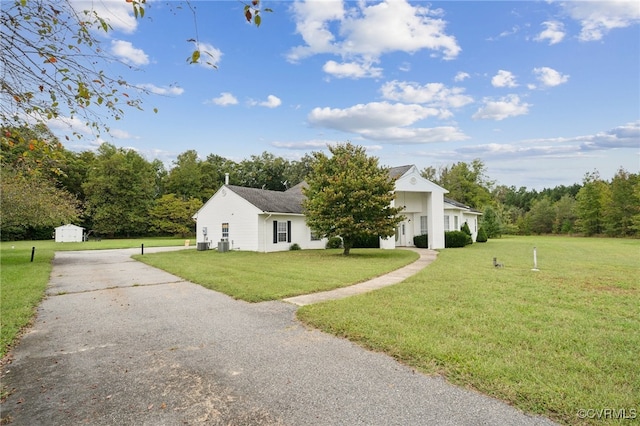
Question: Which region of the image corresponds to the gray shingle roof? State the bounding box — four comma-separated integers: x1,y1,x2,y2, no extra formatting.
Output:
227,185,304,214
388,165,412,179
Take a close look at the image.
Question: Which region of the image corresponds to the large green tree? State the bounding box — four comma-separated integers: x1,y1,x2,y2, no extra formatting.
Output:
82,143,156,237
604,168,639,237
303,143,404,255
575,171,610,236
149,194,202,237
165,150,203,200
421,159,493,209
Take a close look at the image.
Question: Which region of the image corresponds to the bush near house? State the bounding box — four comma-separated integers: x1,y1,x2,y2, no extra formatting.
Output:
445,231,469,248
352,234,380,248
413,234,428,248
461,222,473,245
476,226,488,242
326,236,343,249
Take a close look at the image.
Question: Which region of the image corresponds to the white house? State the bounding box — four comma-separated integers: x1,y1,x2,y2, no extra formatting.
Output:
444,197,483,241
55,224,85,243
194,165,479,252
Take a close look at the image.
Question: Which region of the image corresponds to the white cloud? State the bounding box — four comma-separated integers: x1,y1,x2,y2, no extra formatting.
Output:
109,128,133,139
70,0,138,34
491,70,518,88
195,42,222,69
534,21,566,45
380,80,473,110
307,101,468,144
454,72,470,82
323,60,383,79
561,1,640,41
288,0,460,77
271,140,337,150
472,95,531,121
137,84,184,96
359,126,469,144
533,67,570,88
210,92,238,106
261,95,282,108
110,40,149,66
308,102,440,132
249,95,282,108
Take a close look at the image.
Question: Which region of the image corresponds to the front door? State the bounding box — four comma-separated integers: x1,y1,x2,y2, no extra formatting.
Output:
395,222,407,246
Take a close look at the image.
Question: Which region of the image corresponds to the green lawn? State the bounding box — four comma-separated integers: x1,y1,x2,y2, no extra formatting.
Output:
297,236,640,425
0,238,193,359
134,248,419,302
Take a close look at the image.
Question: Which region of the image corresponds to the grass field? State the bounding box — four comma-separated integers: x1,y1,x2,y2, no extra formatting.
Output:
134,248,418,302
0,238,193,359
297,236,640,425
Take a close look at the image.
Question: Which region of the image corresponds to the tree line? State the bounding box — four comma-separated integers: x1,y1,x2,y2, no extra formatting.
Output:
2,124,638,241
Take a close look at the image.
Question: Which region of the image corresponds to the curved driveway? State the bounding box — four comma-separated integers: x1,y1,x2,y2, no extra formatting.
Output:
1,247,556,425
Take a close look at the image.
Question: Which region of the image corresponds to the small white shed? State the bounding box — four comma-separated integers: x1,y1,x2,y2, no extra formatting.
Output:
55,224,85,243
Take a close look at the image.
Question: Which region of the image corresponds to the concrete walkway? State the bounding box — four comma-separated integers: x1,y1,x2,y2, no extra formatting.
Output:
284,248,438,306
1,247,556,425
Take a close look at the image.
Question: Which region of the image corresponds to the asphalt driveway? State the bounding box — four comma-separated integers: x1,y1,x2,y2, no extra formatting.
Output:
1,248,556,425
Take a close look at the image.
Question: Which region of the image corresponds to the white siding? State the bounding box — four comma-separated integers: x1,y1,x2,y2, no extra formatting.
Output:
55,224,84,243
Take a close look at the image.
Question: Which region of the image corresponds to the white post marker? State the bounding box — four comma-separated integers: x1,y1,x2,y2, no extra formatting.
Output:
532,246,540,271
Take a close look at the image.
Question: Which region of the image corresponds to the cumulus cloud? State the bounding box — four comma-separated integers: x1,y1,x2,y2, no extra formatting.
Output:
271,140,337,150
380,80,473,110
323,60,383,79
454,72,470,82
307,101,468,144
110,40,149,66
249,95,282,108
561,1,640,41
472,94,530,121
532,67,570,88
491,70,518,88
288,0,460,77
210,92,238,106
534,21,566,45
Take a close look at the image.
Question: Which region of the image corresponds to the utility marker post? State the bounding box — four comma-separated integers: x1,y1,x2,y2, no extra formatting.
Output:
531,246,539,271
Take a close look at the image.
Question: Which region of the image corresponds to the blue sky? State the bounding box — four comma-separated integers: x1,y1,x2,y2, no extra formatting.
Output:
56,0,639,190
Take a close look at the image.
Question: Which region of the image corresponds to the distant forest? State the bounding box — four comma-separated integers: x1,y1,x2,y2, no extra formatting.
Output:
2,124,639,240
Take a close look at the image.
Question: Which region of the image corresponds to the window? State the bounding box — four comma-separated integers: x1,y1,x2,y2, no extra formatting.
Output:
221,223,229,240
310,230,321,241
444,215,450,231
420,216,428,234
454,216,459,231
273,220,292,243
277,221,288,242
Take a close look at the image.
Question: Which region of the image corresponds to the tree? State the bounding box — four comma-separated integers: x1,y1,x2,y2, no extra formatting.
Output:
303,143,404,255
149,194,202,237
481,206,502,238
82,143,156,237
165,150,203,200
236,152,290,191
1,0,270,137
553,194,576,234
422,159,493,208
575,171,610,236
526,197,555,234
1,167,81,235
604,168,639,237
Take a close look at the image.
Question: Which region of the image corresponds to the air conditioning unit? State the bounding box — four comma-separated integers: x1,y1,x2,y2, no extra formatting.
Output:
218,240,230,252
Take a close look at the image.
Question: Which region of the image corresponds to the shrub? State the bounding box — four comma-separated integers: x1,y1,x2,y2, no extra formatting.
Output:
476,226,488,243
326,236,343,249
289,243,301,251
445,231,468,248
413,234,428,248
460,222,473,245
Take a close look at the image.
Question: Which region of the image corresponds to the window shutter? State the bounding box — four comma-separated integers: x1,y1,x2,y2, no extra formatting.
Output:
273,221,278,244
287,221,292,243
